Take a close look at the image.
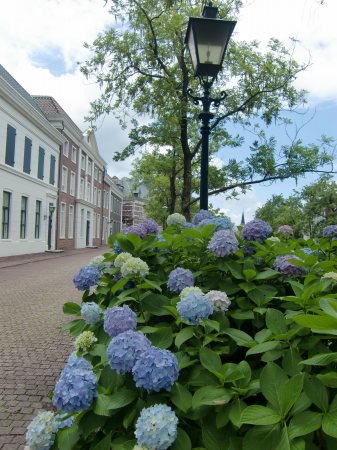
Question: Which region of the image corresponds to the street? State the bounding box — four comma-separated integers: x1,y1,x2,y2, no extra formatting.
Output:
0,248,106,450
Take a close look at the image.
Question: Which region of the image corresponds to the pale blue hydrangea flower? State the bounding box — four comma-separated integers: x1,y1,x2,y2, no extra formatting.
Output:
132,348,179,392
88,255,107,270
132,446,149,450
114,252,132,268
323,225,337,238
124,224,147,239
73,266,100,291
180,286,203,299
166,213,186,227
199,216,234,231
52,356,97,413
274,254,306,277
141,218,159,235
65,353,92,372
75,331,97,352
80,302,103,325
302,247,312,255
107,330,152,373
205,290,231,312
242,219,272,242
192,209,213,225
26,411,57,450
104,305,137,337
177,292,213,325
135,404,178,450
207,229,239,257
55,413,75,429
167,267,194,293
121,257,149,279
184,222,195,228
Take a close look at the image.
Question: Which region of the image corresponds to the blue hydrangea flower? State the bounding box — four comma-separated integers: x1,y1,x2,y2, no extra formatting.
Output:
103,305,137,337
167,267,194,293
26,411,57,450
323,225,337,238
52,357,97,413
242,219,272,242
274,254,306,277
198,216,234,231
135,404,178,450
207,229,239,257
184,222,195,228
192,209,213,225
176,292,213,325
180,286,203,299
124,224,147,239
80,302,103,325
113,241,122,254
132,348,179,392
302,247,312,255
55,413,75,430
73,266,100,291
166,213,186,227
107,330,152,373
141,218,159,235
64,353,92,373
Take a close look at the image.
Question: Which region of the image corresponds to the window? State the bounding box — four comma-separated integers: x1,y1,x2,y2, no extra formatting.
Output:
20,196,28,239
88,159,92,175
23,137,32,174
94,187,97,206
61,166,68,192
70,172,76,196
63,141,69,157
98,190,101,207
35,200,41,239
81,154,86,170
71,146,77,163
97,214,100,238
106,191,109,209
1,191,11,239
80,209,84,237
94,167,98,180
80,178,85,199
87,182,91,202
93,212,97,238
98,171,102,183
49,155,56,185
60,203,66,238
5,124,16,167
37,147,45,180
68,205,74,238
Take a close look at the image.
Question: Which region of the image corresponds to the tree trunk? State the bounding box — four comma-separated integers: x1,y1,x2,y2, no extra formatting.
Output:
181,152,192,220
169,150,177,214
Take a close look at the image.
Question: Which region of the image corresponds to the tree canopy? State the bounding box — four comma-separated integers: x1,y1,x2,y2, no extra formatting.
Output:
81,0,335,218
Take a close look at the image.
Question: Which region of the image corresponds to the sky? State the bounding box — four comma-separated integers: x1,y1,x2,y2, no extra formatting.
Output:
0,0,336,224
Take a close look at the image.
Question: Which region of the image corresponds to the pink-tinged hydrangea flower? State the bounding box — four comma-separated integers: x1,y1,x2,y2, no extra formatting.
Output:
124,224,147,239
192,209,213,225
135,404,178,450
274,254,306,277
132,348,179,392
166,213,186,227
80,302,102,325
141,218,159,235
26,411,57,450
323,225,337,238
73,266,100,291
176,292,213,325
278,225,294,236
205,290,231,312
107,330,152,373
167,267,194,293
207,230,239,257
103,305,137,337
242,219,272,242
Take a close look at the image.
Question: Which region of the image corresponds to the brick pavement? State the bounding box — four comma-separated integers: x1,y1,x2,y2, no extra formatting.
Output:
0,247,108,450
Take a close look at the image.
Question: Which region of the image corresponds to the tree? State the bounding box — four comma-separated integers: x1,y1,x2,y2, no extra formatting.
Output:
81,0,335,218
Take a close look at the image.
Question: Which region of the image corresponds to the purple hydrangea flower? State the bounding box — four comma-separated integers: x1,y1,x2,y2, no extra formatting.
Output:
135,404,178,450
124,224,147,239
323,225,337,239
141,218,160,235
274,254,306,277
278,225,294,236
52,356,97,413
176,292,213,325
103,305,137,337
192,209,213,225
80,302,102,325
132,348,179,392
242,219,272,242
72,266,100,291
167,267,194,293
107,330,152,373
207,229,239,257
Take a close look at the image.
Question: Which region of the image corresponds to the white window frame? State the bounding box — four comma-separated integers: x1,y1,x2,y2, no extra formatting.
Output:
94,187,97,206
71,146,77,163
68,205,74,238
70,171,76,196
81,154,86,171
61,166,68,193
63,141,69,157
98,170,102,183
97,213,101,238
87,159,92,175
98,190,101,207
60,202,66,239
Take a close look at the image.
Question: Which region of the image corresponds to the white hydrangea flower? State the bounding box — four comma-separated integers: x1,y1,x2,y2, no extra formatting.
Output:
180,286,203,299
89,255,105,266
322,272,337,281
167,213,186,227
267,236,280,243
121,257,149,278
205,290,231,312
115,252,132,268
75,331,98,352
133,446,149,450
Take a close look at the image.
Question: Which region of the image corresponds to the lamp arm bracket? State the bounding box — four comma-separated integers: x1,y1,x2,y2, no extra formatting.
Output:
187,88,204,105
187,88,227,107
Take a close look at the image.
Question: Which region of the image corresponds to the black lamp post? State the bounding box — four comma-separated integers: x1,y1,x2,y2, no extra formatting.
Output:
185,2,236,210
47,203,55,250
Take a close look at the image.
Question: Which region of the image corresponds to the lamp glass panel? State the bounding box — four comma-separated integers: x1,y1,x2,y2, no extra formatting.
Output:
193,20,232,66
188,27,198,72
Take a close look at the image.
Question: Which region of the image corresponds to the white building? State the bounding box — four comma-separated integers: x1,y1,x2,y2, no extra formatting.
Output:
0,65,64,257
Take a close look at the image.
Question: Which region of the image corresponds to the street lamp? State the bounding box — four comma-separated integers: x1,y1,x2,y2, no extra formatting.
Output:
185,2,236,210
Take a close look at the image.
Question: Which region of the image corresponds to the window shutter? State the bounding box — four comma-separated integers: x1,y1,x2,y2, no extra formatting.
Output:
5,125,16,166
23,137,32,173
49,155,56,185
38,147,45,180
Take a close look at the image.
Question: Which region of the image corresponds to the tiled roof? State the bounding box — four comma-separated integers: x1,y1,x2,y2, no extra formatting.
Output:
0,64,46,117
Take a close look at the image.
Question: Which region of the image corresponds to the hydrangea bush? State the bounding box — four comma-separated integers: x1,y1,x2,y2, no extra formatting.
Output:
26,213,337,450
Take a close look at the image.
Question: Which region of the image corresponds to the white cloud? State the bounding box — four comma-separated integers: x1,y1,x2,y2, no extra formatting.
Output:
211,189,262,225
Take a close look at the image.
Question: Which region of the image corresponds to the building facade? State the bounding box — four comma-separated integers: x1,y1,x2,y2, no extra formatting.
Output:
0,65,64,257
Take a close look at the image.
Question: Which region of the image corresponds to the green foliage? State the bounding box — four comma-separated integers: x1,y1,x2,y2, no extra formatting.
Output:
52,223,337,449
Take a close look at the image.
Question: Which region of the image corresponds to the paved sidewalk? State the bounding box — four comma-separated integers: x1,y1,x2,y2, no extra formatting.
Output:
0,246,108,449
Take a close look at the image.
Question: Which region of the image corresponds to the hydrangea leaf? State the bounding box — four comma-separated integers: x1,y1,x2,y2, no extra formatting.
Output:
288,411,322,440
170,427,192,450
240,405,281,425
56,423,80,450
192,386,232,409
63,302,81,315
